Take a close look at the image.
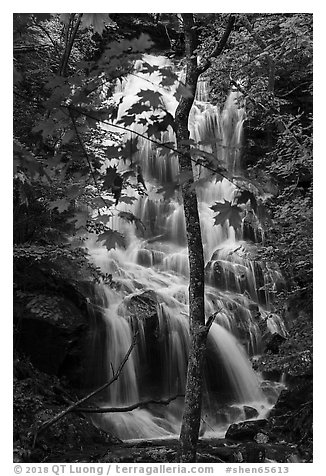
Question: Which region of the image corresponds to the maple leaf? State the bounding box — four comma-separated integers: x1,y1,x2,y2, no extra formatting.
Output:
103,166,118,191
118,195,137,205
146,112,175,139
118,211,146,233
117,114,136,128
81,14,116,35
124,102,152,117
141,62,159,75
174,82,193,101
159,67,178,87
136,89,163,108
14,141,44,179
68,211,89,229
105,146,121,160
66,184,82,200
137,117,148,126
32,118,59,139
48,198,70,213
129,33,154,53
210,200,243,230
91,197,114,208
96,229,125,250
120,137,139,160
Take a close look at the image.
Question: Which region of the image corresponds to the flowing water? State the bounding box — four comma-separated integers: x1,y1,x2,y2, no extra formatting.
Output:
84,55,285,440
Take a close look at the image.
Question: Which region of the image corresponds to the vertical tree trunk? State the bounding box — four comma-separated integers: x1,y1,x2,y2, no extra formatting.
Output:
175,14,207,463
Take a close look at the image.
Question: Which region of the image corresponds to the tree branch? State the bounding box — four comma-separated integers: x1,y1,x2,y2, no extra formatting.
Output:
32,20,61,58
199,15,236,74
75,393,184,413
68,107,110,209
59,13,83,77
205,308,223,332
229,77,309,153
65,104,248,192
240,15,275,93
32,331,139,448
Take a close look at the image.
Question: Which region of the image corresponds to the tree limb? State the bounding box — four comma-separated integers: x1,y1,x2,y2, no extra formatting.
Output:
32,331,139,448
75,393,184,413
66,104,248,192
59,13,83,77
239,15,275,93
32,20,61,58
199,15,236,74
68,107,110,209
205,308,223,332
229,77,309,153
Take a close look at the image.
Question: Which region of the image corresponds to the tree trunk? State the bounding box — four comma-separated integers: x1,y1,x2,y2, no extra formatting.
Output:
175,14,206,463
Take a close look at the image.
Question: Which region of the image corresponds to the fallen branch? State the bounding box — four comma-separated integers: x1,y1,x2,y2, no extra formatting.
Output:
75,393,185,413
32,332,139,448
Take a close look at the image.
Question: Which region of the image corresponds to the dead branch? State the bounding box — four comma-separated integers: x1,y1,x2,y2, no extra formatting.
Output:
205,307,223,332
75,393,185,413
32,332,139,448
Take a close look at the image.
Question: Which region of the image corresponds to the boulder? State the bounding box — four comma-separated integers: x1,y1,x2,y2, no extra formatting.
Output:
14,292,89,385
243,405,259,420
225,419,269,441
264,332,287,354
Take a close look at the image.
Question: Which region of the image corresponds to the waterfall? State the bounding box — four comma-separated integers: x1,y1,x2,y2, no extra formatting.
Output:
85,55,285,440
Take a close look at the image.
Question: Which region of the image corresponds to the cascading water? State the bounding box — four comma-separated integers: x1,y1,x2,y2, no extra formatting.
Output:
84,55,285,440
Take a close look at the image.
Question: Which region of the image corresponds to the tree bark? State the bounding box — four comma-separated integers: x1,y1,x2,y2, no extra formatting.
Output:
175,14,206,463
175,13,235,462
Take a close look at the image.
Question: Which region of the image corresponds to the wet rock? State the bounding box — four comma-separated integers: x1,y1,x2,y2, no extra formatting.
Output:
243,405,259,420
264,332,287,354
15,294,89,383
225,419,269,441
270,378,312,416
254,432,269,444
243,215,264,244
243,443,266,462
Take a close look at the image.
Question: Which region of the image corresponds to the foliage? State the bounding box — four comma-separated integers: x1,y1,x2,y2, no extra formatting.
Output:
254,309,313,377
203,13,313,307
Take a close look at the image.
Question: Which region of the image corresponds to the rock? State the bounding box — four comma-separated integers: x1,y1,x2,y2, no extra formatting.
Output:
225,419,269,441
243,443,266,462
243,405,259,420
15,296,88,382
270,379,312,416
264,332,287,354
269,378,313,448
254,432,269,444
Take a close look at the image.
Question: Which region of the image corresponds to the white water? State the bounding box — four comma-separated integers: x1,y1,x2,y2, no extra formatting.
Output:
84,55,285,440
